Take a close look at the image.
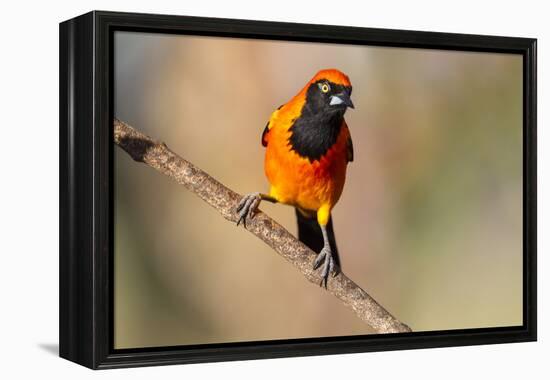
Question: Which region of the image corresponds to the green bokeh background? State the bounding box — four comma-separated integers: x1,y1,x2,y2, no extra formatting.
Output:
114,32,523,349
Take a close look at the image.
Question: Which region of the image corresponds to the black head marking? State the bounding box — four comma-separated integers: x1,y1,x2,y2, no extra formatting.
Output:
288,80,352,162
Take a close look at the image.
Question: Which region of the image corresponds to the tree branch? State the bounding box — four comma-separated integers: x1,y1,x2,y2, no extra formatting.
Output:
114,118,412,334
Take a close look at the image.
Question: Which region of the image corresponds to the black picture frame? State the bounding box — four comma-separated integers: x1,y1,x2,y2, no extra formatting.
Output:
59,10,537,369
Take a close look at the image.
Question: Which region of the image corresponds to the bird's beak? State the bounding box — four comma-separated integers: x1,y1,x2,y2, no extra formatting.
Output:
329,92,354,109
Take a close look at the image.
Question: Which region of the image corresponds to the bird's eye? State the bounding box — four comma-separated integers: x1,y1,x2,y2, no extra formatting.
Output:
319,83,330,93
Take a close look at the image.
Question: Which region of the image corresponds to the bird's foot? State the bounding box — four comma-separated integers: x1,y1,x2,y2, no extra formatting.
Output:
313,245,337,288
236,192,262,227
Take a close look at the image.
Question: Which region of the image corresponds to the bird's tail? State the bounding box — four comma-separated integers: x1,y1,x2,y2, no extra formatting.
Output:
295,208,341,269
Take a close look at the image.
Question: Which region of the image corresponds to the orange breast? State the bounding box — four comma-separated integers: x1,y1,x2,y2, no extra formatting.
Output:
264,122,350,212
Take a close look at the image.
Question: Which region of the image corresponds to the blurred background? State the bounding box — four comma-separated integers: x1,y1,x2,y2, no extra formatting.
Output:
114,31,523,349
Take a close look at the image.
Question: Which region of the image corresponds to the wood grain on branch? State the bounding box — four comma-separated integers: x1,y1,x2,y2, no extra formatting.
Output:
114,118,412,334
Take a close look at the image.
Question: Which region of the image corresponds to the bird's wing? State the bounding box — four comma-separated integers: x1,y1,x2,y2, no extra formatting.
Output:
261,121,270,147
261,104,284,147
347,135,354,162
343,121,354,162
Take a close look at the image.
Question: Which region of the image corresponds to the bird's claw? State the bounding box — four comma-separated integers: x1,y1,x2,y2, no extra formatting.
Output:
313,246,336,288
236,192,261,227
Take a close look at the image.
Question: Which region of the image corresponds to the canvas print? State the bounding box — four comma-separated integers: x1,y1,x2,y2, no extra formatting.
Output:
113,31,523,349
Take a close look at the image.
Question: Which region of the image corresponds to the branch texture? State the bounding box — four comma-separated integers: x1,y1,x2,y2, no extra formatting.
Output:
114,118,412,334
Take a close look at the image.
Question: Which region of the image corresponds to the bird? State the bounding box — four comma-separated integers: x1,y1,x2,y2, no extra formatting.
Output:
236,68,354,287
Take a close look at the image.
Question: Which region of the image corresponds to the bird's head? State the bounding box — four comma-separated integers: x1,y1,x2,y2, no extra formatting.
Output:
304,69,354,115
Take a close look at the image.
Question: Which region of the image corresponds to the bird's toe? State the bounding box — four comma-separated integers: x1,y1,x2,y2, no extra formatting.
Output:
236,193,261,227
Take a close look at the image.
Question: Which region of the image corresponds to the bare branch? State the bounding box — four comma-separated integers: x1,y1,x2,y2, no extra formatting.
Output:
114,118,412,334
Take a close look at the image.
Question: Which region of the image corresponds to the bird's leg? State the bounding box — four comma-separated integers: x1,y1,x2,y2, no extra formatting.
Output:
236,192,277,227
313,224,336,288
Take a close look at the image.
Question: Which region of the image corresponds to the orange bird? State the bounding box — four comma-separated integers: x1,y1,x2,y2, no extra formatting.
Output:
237,69,354,286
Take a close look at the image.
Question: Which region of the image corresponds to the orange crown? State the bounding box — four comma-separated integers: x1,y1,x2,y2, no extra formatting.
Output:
310,69,352,87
